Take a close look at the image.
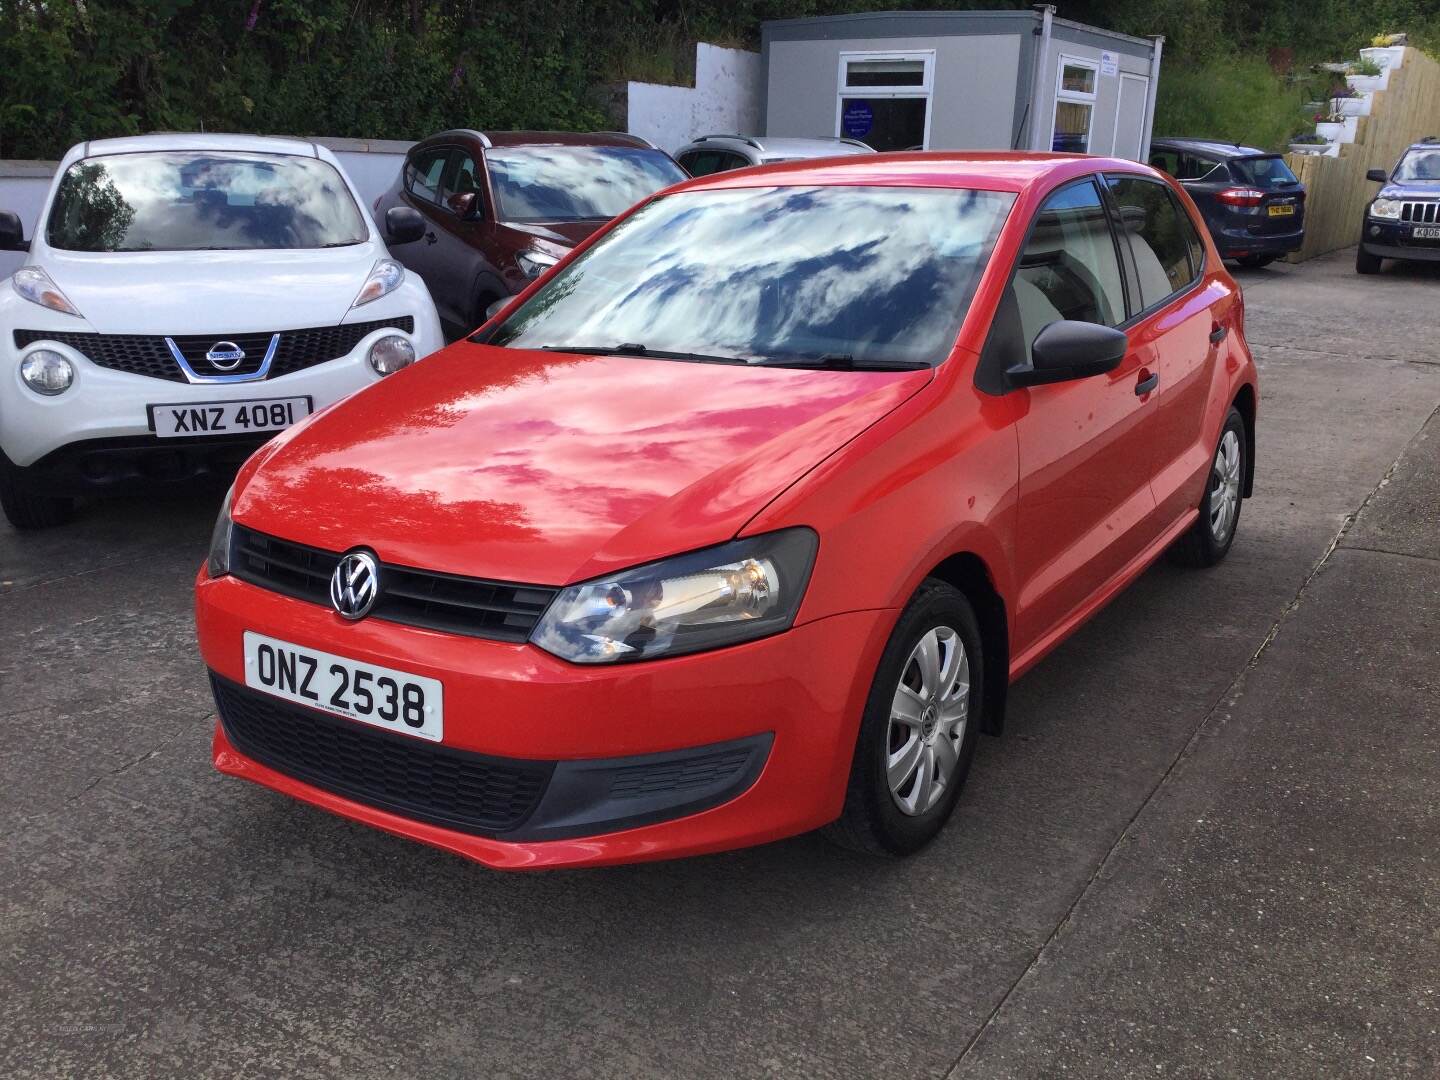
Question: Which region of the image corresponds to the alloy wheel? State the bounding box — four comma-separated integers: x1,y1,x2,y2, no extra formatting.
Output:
1209,429,1243,544
885,626,970,816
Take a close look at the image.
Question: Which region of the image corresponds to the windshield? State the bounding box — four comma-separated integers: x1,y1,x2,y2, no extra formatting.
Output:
1229,156,1299,188
489,185,1015,368
484,146,688,223
45,152,367,252
1394,147,1440,181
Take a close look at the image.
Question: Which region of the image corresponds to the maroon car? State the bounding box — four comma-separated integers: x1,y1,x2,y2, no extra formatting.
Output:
376,130,687,337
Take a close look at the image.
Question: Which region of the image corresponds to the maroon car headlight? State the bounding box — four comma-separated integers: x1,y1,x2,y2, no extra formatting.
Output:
530,529,818,664
516,249,560,279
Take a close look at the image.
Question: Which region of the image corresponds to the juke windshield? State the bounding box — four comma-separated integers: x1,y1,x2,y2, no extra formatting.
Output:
45,151,368,252
489,185,1015,368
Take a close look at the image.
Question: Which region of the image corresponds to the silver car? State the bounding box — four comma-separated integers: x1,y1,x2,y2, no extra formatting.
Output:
674,135,876,177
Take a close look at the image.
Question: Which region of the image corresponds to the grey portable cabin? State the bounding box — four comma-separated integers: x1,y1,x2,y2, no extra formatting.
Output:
760,7,1163,160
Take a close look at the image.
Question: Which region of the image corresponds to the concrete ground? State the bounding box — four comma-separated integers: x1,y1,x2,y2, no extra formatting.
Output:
1,249,1437,1079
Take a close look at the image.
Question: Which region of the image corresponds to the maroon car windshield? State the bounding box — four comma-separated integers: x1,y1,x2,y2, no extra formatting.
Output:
484,146,687,223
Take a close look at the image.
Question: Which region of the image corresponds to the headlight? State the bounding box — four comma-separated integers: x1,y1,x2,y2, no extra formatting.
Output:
352,258,405,307
368,334,416,375
207,485,235,578
1370,198,1404,220
12,266,82,316
516,249,560,279
19,349,74,395
530,529,818,664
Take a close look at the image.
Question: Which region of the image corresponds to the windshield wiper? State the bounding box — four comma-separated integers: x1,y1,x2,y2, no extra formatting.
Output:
749,353,930,371
539,344,747,365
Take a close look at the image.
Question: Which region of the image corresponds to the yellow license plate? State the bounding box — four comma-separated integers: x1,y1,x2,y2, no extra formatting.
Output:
1268,204,1296,217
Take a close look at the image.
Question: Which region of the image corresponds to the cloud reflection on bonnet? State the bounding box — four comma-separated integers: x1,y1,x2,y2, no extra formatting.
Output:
493,184,1014,367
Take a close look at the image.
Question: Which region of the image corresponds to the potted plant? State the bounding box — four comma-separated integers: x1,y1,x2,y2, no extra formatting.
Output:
1361,34,1406,72
1347,55,1389,92
1331,89,1372,116
1315,112,1359,142
1288,132,1330,155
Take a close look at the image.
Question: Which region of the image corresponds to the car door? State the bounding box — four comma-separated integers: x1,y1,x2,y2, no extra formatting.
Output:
395,146,452,313
1004,178,1165,651
429,147,490,329
1105,174,1232,525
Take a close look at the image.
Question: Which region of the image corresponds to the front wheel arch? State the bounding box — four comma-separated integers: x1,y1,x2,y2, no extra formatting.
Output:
922,552,1009,737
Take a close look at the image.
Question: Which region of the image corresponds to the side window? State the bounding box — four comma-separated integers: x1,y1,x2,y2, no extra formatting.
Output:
678,150,725,177
1149,150,1180,177
1012,180,1126,357
1108,176,1196,308
717,152,752,172
1176,154,1219,181
442,151,482,215
404,149,448,206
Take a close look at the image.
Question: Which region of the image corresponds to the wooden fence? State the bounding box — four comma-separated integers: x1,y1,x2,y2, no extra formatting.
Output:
1285,48,1440,261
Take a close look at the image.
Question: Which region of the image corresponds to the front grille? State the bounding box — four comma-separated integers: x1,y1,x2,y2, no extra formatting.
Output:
213,675,553,836
13,317,414,383
1402,201,1439,223
231,525,559,642
13,329,178,380
609,747,755,800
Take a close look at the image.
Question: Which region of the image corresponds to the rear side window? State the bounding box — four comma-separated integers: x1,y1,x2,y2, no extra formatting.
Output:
1229,156,1298,189
1012,180,1126,355
405,149,448,205
1108,177,1197,308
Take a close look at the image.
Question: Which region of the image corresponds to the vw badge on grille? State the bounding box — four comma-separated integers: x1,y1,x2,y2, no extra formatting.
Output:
205,340,246,371
330,551,380,620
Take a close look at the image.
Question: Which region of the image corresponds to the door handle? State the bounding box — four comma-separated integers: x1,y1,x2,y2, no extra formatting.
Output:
1209,323,1228,345
1135,370,1160,396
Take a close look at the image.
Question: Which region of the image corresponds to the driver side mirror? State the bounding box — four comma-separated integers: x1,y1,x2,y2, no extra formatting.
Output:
0,211,27,252
385,206,426,245
446,191,480,219
1007,321,1128,388
1366,168,1390,183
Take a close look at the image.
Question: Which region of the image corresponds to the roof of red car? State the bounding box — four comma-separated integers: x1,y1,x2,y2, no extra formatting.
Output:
676,151,1155,194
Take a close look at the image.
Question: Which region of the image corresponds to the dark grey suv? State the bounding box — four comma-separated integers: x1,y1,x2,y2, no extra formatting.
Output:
1148,138,1306,267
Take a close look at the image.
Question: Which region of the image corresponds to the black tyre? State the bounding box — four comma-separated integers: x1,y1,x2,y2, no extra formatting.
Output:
825,580,983,856
0,464,74,530
1356,245,1383,275
1238,254,1277,268
1169,407,1246,568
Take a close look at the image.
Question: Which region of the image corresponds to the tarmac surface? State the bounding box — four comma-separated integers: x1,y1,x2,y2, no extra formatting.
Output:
2,249,1437,1078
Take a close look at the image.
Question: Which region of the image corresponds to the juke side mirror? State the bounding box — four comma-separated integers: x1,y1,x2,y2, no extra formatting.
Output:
0,211,27,252
385,206,426,245
1008,321,1129,388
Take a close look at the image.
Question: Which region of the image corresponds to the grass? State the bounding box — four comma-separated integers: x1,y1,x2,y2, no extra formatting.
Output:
1154,54,1317,151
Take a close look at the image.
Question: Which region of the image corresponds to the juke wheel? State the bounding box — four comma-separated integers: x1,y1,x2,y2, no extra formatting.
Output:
0,460,74,530
826,580,983,856
1169,406,1246,568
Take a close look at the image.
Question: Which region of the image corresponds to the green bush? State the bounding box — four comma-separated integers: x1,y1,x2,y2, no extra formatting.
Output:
1153,55,1313,152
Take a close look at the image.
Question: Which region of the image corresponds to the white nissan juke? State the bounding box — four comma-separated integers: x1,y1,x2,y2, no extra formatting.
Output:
0,133,443,529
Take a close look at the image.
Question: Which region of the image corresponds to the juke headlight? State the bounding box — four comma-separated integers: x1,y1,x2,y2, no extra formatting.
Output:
530,529,819,664
1369,198,1404,220
12,266,83,317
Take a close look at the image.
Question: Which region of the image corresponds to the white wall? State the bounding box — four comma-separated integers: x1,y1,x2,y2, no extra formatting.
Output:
628,43,762,156
0,139,410,280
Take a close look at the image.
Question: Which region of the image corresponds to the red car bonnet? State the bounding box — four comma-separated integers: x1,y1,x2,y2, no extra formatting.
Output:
232,342,932,585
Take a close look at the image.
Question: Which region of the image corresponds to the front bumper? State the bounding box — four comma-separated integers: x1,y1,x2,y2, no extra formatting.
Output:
1359,220,1440,262
3,432,268,496
1,320,441,469
196,571,893,869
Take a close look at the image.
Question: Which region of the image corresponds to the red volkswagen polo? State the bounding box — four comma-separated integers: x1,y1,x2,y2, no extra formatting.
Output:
196,153,1258,869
